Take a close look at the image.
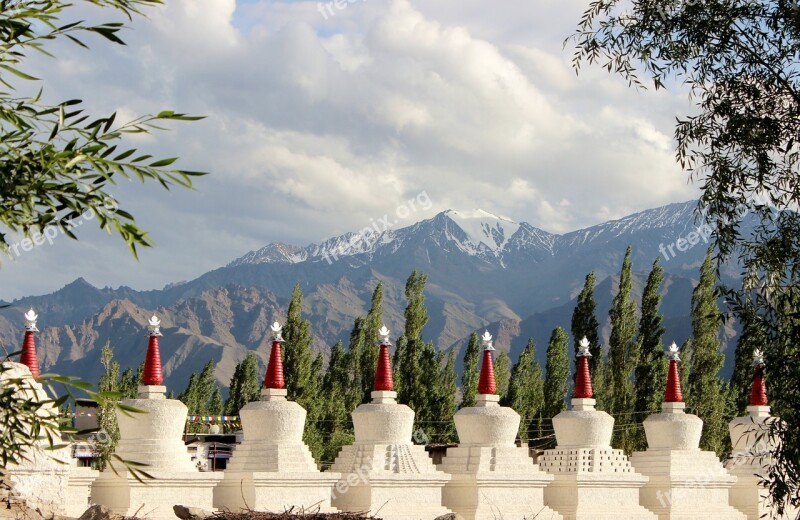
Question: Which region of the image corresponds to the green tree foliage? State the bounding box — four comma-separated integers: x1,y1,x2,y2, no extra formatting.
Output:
756,290,800,514
304,352,326,460
392,333,408,398
460,332,480,408
94,345,148,470
503,338,545,442
345,316,365,411
396,271,429,413
116,363,142,400
731,304,767,415
392,271,458,443
208,386,223,417
570,1,800,509
284,284,315,406
494,351,511,402
424,349,458,443
224,353,260,416
631,258,667,451
570,271,607,407
686,248,729,456
571,272,601,361
317,340,352,464
359,282,384,403
96,343,120,470
607,245,639,451
679,338,693,405
0,0,204,258
178,360,221,433
542,327,570,448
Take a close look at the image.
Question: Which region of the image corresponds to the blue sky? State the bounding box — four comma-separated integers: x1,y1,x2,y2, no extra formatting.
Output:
0,0,699,300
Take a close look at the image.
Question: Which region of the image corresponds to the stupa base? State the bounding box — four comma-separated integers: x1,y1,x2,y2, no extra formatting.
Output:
440,445,559,520
544,473,657,520
443,473,562,520
91,470,222,520
65,466,99,517
631,450,745,520
214,471,340,513
331,474,451,520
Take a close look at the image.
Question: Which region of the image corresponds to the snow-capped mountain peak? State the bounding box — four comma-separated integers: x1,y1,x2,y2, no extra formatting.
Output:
226,201,702,269
443,209,521,254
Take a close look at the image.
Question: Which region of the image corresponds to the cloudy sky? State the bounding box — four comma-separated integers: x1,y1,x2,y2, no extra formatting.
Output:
1,0,699,300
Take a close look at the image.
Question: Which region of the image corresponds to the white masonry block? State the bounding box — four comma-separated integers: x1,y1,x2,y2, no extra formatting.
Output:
440,394,562,520
540,398,657,520
329,390,452,520
91,386,221,520
631,402,746,520
214,388,340,512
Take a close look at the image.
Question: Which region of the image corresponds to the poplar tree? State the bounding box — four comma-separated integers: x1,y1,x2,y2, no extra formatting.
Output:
631,258,667,451
346,316,365,411
503,338,545,442
208,385,223,417
117,363,142,400
178,359,218,433
96,343,121,470
283,284,314,406
607,246,639,451
494,351,511,402
571,271,607,407
679,338,693,405
542,327,570,447
393,334,408,398
460,332,480,408
687,248,728,456
360,283,384,402
319,340,352,464
225,353,260,415
426,349,458,443
397,271,429,413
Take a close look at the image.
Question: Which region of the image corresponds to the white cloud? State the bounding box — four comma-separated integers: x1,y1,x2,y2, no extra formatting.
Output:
0,0,700,299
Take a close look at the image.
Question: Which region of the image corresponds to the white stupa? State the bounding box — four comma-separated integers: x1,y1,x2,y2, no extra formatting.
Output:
538,338,657,520
214,322,340,511
440,331,562,520
727,350,797,519
91,316,222,520
630,343,745,520
1,309,97,517
329,325,452,520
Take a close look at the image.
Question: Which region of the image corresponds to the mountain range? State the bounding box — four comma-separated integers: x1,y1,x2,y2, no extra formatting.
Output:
0,200,743,391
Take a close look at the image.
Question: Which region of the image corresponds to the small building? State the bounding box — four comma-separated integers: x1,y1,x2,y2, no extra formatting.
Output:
184,433,237,471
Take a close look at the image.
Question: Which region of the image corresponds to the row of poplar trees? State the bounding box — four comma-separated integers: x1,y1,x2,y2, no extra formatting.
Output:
580,245,761,457
170,245,755,463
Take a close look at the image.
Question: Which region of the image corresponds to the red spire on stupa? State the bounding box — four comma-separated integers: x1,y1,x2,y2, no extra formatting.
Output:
374,325,394,391
664,342,684,403
749,349,768,406
264,322,286,389
477,331,497,395
142,316,164,386
573,337,593,399
20,309,40,380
